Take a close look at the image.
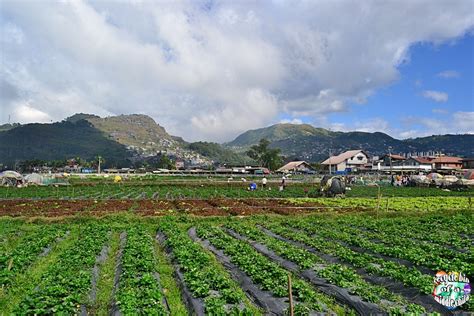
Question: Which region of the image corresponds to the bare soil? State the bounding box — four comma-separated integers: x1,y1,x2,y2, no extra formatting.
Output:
0,198,329,217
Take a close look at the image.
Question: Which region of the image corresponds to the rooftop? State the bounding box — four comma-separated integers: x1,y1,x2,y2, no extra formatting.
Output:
321,150,365,165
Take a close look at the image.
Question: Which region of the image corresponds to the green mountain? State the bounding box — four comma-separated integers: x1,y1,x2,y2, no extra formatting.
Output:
228,123,332,147
2,117,472,167
187,142,253,165
0,119,131,167
226,124,474,161
0,114,250,167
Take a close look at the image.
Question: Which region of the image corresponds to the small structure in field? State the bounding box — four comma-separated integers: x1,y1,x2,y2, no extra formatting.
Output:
0,171,23,187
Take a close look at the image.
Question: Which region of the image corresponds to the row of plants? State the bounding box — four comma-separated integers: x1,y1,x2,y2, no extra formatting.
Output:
225,221,424,314
158,220,258,315
291,196,472,212
0,183,310,199
196,223,350,315
15,223,110,314
116,225,167,315
296,217,472,274
8,181,474,201
262,221,434,295
0,224,68,289
346,213,472,250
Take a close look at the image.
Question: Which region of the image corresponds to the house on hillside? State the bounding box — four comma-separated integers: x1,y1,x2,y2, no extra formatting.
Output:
431,157,463,170
321,150,369,173
277,161,314,174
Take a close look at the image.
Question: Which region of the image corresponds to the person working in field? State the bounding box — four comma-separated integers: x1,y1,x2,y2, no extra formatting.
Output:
262,176,268,189
280,175,286,191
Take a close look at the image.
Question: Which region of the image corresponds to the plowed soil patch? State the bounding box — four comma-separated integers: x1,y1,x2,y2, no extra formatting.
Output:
0,198,334,217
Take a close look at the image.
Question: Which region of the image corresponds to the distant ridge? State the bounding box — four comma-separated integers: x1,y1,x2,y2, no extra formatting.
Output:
1,117,472,166
0,113,250,166
226,123,474,161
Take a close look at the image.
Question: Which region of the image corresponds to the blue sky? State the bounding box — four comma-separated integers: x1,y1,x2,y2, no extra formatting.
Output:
1,1,473,141
282,34,473,138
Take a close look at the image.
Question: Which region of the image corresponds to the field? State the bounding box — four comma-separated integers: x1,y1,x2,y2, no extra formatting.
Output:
0,178,473,315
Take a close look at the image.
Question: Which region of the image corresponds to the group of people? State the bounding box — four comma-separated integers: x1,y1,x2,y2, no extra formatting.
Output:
248,176,287,191
391,174,411,186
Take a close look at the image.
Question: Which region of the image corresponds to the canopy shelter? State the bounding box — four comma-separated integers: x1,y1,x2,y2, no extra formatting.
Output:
24,173,69,186
426,173,443,180
0,171,23,187
25,173,44,185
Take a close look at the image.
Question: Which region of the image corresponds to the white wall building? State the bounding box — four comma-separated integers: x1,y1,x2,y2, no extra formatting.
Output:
321,150,368,172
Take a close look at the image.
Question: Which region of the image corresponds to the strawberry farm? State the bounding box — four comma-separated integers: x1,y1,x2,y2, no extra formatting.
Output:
0,179,473,315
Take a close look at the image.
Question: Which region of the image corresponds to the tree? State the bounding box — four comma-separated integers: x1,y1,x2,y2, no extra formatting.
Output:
157,155,175,170
246,138,282,170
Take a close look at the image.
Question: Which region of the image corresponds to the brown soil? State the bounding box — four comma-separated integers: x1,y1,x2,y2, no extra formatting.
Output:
0,198,330,217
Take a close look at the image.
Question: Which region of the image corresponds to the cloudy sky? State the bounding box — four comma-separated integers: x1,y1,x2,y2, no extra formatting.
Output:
1,0,473,142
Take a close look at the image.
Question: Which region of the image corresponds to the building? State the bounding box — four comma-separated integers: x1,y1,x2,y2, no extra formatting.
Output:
380,154,405,166
277,161,314,174
402,157,432,167
321,150,369,173
462,158,474,169
175,160,185,170
431,157,463,170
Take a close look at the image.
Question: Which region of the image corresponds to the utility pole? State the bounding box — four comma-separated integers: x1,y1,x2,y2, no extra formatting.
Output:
328,148,332,175
388,146,393,178
98,156,102,174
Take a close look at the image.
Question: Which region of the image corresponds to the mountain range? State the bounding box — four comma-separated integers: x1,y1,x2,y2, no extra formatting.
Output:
0,114,472,167
226,123,474,161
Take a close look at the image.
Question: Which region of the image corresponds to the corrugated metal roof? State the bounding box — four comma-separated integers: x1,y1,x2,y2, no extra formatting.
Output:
431,157,462,163
321,150,365,165
277,161,309,172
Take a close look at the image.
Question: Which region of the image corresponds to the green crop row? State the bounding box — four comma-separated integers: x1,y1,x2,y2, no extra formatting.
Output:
0,224,67,290
116,226,167,315
196,223,350,315
15,223,109,314
344,213,473,250
297,217,472,274
226,221,424,314
291,196,472,212
263,222,434,295
158,220,258,315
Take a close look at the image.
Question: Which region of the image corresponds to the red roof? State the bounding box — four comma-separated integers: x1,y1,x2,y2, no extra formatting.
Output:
431,157,462,164
388,154,405,160
413,157,432,164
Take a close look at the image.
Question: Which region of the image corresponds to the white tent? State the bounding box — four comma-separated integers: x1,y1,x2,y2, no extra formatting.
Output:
0,171,23,186
25,173,44,185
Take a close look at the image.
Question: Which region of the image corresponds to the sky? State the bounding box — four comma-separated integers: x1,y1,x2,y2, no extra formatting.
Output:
1,0,473,142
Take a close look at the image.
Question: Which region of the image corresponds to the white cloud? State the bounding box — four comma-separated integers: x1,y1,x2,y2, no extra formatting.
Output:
280,118,303,124
452,111,474,133
432,108,448,114
401,111,474,136
327,118,390,134
437,70,461,78
1,0,473,141
422,90,449,102
325,112,473,139
13,104,51,122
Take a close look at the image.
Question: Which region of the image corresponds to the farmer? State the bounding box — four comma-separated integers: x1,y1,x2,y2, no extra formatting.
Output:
249,182,257,191
262,176,268,189
280,175,287,191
